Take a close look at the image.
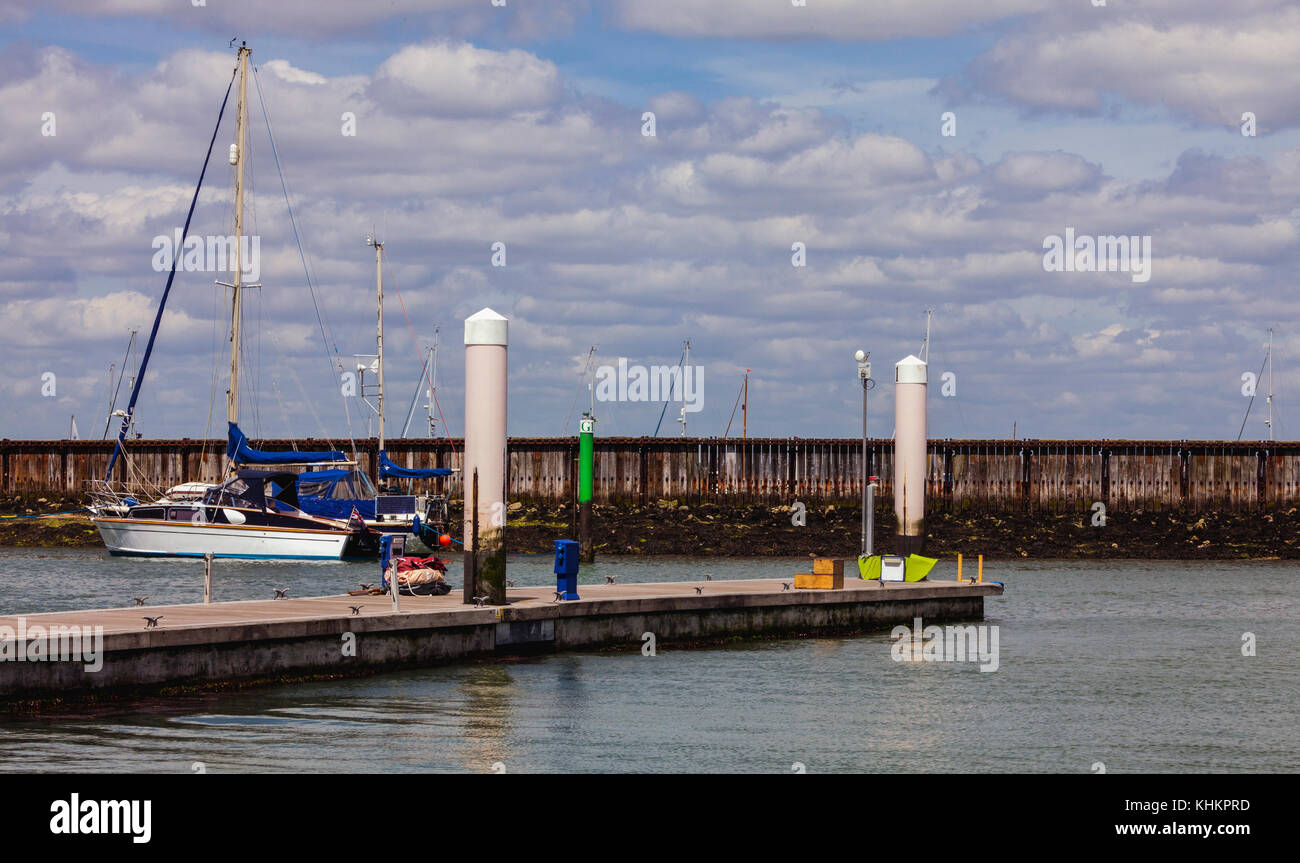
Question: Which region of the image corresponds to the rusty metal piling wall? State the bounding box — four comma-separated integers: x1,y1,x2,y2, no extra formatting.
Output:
2,437,1296,511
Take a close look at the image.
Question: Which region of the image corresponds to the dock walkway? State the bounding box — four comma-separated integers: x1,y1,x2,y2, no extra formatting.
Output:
0,578,1003,705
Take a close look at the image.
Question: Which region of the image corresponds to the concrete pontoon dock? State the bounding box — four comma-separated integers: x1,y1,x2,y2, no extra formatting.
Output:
0,578,1002,707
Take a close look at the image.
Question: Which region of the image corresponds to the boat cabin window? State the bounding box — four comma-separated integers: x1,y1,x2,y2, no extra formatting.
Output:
202,479,261,509
298,471,376,500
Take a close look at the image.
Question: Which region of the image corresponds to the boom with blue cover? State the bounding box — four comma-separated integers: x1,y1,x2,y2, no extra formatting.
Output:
378,450,453,479
296,468,376,520
227,422,347,466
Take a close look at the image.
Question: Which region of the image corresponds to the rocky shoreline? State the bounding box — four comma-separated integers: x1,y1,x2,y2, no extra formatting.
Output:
0,496,100,549
500,500,1300,560
2,494,1297,560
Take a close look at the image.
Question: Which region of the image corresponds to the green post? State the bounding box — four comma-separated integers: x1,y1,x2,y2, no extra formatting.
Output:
578,412,595,562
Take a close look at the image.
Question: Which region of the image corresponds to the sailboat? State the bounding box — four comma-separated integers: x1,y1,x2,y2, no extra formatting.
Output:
294,239,454,537
88,42,368,560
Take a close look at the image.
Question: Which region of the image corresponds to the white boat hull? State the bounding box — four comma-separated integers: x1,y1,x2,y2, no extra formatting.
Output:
92,517,351,560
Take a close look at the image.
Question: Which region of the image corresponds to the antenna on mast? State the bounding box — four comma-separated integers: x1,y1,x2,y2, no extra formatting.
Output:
677,339,691,436
1266,327,1275,442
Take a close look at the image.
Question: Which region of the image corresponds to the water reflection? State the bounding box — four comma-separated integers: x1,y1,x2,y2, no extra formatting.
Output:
0,557,1296,773
457,664,515,773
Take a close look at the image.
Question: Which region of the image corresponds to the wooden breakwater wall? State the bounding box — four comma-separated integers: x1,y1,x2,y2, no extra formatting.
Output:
3,437,1298,512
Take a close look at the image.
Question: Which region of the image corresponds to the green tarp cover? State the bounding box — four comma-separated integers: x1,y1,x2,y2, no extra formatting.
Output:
857,554,938,582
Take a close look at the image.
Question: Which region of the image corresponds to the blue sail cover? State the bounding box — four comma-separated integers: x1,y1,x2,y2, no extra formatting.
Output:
296,468,376,520
379,450,453,479
227,422,347,466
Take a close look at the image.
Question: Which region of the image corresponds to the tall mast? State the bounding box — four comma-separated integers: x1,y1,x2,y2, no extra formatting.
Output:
224,41,250,472
1267,327,1274,442
428,327,439,436
742,369,748,439
678,339,691,436
369,236,386,452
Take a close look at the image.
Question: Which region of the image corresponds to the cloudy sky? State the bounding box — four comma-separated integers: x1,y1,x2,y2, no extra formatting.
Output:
2,0,1297,444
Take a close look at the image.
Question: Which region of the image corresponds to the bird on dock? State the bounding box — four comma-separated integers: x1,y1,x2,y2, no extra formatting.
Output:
605,575,616,584
132,597,148,606
782,582,791,590
474,595,489,607
358,583,375,591
273,588,289,599
552,591,565,602
142,615,163,629
705,574,712,581
348,605,364,615
966,576,978,584
694,586,703,595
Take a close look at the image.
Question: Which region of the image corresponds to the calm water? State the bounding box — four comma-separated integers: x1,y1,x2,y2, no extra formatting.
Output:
0,549,1296,773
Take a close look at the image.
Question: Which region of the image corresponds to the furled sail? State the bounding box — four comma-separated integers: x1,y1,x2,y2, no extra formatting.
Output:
227,422,347,465
378,450,453,479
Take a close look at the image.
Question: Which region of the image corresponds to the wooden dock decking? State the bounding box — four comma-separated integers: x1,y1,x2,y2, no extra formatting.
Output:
0,578,1004,705
0,577,998,635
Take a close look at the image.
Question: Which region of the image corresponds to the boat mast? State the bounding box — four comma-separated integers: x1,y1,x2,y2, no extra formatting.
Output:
678,339,691,436
742,368,748,439
224,41,250,475
368,235,386,454
427,328,439,436
1266,327,1274,442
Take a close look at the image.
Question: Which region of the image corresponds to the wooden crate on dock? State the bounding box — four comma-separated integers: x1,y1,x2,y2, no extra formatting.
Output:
795,571,844,590
811,558,847,576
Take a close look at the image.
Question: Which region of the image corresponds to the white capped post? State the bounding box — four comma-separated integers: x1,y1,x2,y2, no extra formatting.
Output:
463,308,508,603
894,354,927,555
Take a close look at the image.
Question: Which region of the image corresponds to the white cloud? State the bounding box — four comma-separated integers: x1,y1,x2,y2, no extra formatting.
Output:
965,5,1300,130
991,151,1101,194
2,28,1298,440
612,0,1050,41
371,42,561,116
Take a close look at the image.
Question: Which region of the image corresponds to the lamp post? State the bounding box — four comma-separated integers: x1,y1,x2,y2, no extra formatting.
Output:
856,350,874,556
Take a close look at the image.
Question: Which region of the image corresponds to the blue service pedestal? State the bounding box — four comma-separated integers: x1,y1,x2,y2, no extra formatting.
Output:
553,539,580,600
380,533,398,584
381,533,405,610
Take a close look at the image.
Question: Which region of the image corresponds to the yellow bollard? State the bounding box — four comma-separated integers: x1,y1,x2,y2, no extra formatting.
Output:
978,555,983,583
957,553,963,582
